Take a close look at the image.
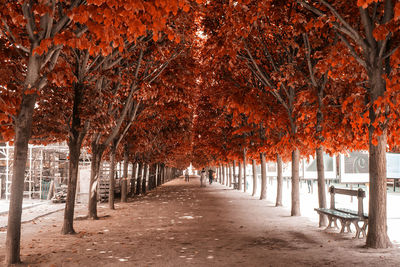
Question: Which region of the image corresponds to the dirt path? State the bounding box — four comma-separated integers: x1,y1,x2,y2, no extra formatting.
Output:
1,177,399,266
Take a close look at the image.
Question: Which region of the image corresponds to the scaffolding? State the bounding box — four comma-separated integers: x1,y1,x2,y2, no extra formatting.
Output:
0,142,137,202
0,142,92,200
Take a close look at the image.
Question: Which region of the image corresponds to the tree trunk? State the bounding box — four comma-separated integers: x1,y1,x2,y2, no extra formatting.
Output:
229,163,232,187
62,140,80,234
108,144,116,210
232,160,236,187
260,153,267,200
222,164,226,185
276,154,283,207
220,165,223,183
88,143,103,219
243,149,247,192
157,164,162,186
5,54,40,265
238,161,243,191
218,166,221,183
142,164,148,194
252,159,257,196
364,62,391,248
226,164,229,186
367,130,391,247
130,163,137,196
316,147,328,226
62,81,86,234
147,165,152,190
291,149,301,216
121,144,129,202
136,162,143,195
161,164,165,184
150,164,156,190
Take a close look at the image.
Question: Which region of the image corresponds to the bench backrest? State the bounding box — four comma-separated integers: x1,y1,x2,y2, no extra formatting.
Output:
329,186,365,217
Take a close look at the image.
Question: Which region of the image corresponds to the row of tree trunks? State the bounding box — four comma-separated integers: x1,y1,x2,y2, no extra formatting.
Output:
218,150,320,221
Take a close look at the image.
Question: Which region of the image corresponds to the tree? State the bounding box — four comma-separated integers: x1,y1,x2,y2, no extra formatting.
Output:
0,0,199,263
297,0,400,249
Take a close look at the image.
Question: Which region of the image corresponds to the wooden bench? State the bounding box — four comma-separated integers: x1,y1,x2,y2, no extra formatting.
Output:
315,186,368,239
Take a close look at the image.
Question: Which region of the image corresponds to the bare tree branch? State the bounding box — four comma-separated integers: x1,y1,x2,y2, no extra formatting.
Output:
303,33,318,87
336,31,367,69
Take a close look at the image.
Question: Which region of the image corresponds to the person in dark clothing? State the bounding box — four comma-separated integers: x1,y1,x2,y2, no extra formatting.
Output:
208,169,213,184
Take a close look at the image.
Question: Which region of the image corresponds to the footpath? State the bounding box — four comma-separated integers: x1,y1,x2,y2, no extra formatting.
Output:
0,178,399,266
0,200,66,229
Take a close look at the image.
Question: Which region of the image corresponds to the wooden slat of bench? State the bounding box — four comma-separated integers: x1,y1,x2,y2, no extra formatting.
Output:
330,187,366,197
336,208,368,218
314,208,359,220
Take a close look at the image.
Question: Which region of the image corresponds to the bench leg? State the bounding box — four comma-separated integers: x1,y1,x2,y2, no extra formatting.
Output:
325,215,339,230
339,219,346,234
325,215,334,229
360,220,368,238
338,219,353,234
333,217,339,230
353,220,368,239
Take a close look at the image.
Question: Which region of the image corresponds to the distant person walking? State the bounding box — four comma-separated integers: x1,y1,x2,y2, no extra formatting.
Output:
185,169,190,182
200,168,206,187
208,169,214,185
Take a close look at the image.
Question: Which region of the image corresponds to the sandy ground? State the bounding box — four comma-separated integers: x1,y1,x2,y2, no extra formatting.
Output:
0,177,400,267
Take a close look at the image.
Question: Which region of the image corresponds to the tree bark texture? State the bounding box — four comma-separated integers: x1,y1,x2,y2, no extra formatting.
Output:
88,143,104,219
232,160,236,186
62,81,86,234
5,54,40,265
291,149,301,216
276,154,283,207
260,153,267,200
316,147,328,226
238,161,243,191
136,162,143,195
108,145,116,210
252,159,257,197
157,164,162,186
121,145,129,202
222,164,226,185
62,141,80,234
161,164,165,184
243,149,247,192
130,163,136,196
142,164,148,194
365,62,391,248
